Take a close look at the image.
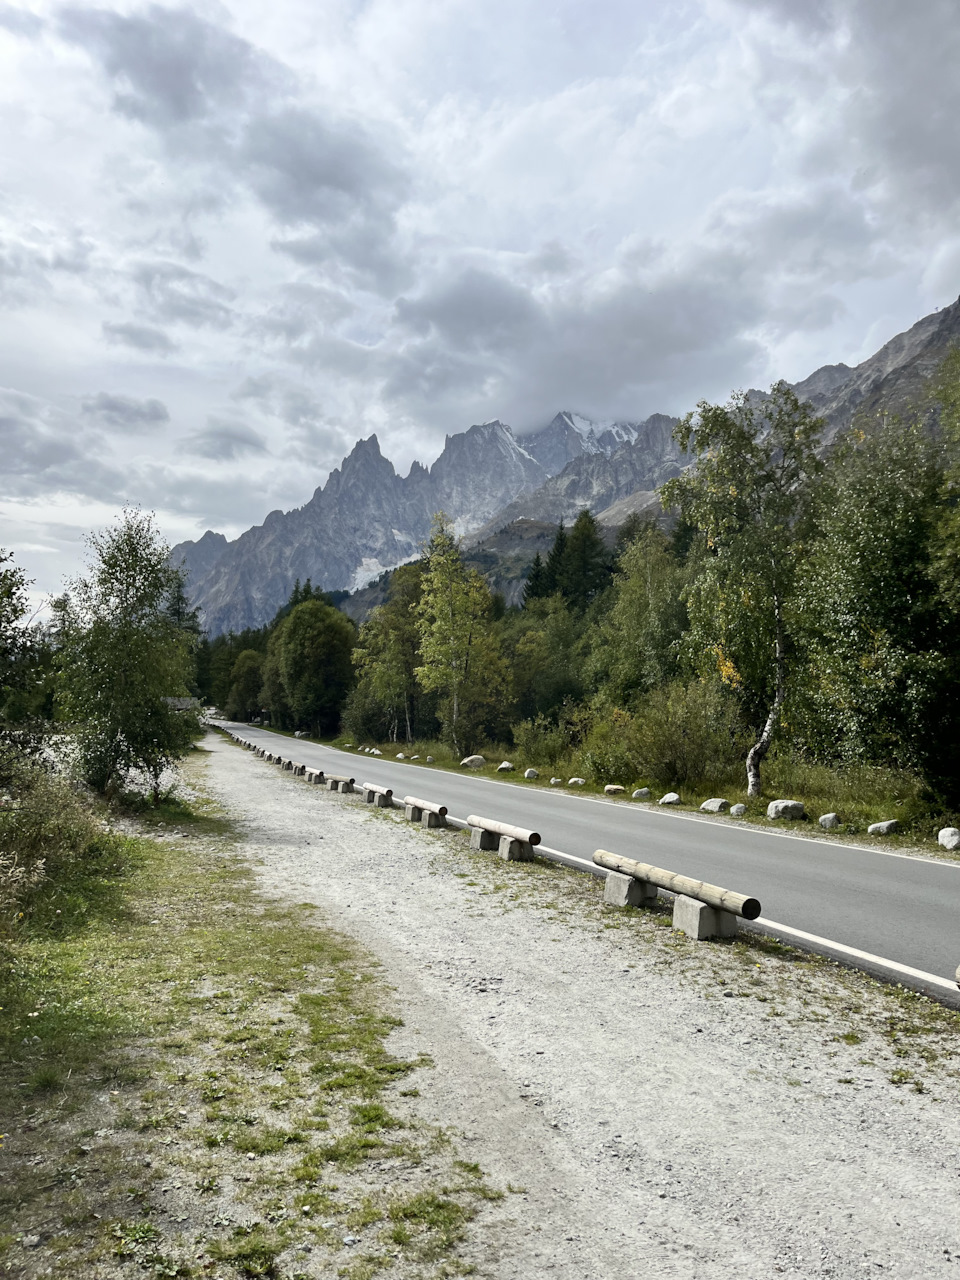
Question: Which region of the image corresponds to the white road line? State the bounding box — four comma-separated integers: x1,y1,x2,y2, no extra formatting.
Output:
309,741,958,871
227,730,960,1001
754,917,959,993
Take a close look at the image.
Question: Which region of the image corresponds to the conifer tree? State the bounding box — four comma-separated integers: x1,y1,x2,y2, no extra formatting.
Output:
542,520,567,594
560,509,610,611
522,552,549,605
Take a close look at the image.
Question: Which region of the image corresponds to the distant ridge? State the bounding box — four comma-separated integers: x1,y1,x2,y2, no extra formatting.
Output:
173,297,960,635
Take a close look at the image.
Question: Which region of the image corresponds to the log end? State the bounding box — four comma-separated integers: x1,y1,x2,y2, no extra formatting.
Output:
741,897,762,921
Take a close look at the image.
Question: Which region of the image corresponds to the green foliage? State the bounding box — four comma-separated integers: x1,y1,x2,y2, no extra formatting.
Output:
225,650,264,721
521,551,549,604
54,509,200,797
585,525,687,703
575,679,748,788
0,748,111,935
795,415,960,800
347,563,435,743
0,549,54,750
415,514,508,753
505,595,586,721
559,509,611,611
661,382,824,794
625,678,750,787
267,600,355,734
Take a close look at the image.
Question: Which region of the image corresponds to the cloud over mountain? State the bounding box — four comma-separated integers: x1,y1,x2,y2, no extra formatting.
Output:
1,0,959,605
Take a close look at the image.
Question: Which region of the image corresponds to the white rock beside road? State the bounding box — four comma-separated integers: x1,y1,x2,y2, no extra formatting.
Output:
767,799,806,820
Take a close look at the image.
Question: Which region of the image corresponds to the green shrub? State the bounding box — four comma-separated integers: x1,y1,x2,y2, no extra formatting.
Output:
629,678,749,788
0,748,105,931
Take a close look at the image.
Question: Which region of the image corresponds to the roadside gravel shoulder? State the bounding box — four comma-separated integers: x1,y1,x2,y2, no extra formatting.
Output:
203,731,960,1280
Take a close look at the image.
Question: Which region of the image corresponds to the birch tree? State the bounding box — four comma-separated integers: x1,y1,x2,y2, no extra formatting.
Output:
661,382,823,796
415,514,506,753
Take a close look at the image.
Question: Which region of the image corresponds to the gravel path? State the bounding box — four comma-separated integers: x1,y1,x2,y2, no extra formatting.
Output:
199,732,960,1279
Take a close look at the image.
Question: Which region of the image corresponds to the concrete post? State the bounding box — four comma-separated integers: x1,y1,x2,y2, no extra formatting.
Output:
405,804,423,822
327,779,341,791
421,811,442,828
672,893,738,939
498,835,533,861
470,826,499,851
603,870,657,908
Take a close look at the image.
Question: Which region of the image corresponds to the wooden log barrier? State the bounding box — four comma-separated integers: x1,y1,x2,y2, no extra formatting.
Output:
402,796,448,828
467,815,541,861
592,849,761,920
361,782,394,807
325,774,356,793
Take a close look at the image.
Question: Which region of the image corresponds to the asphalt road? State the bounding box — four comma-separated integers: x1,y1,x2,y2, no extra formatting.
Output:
216,722,960,988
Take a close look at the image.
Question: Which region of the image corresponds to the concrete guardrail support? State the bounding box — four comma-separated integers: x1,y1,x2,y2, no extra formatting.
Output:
604,869,657,908
361,783,394,808
326,775,356,793
593,848,760,940
403,796,448,828
467,815,541,862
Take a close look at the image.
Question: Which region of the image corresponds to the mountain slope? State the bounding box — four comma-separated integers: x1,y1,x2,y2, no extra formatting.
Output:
174,296,960,635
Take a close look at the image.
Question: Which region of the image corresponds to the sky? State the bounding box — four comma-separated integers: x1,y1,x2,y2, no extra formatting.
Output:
3,0,960,610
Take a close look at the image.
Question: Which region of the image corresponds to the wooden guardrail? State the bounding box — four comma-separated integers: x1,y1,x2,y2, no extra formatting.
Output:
593,848,761,939
403,796,447,828
325,774,355,793
362,782,394,807
467,814,541,861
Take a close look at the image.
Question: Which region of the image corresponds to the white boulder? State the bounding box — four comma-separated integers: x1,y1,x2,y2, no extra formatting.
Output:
524,768,539,779
767,799,805,820
868,819,900,836
658,792,680,806
461,755,485,769
568,777,586,786
730,803,747,817
938,827,960,850
819,812,840,830
604,784,625,795
700,798,729,813
632,788,651,800
497,761,515,772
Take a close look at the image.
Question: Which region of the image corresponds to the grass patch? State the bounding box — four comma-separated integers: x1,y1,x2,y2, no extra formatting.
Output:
0,751,502,1278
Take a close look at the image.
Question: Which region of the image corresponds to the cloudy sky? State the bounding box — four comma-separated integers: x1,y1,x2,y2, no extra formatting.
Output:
2,0,960,607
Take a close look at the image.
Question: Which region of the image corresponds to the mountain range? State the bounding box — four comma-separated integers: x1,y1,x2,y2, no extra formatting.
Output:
173,295,960,635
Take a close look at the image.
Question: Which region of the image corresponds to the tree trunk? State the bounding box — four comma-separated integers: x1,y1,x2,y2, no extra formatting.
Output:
746,600,786,798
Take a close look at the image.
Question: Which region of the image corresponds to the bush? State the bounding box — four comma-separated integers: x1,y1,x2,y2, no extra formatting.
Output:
512,706,593,762
576,709,638,784
575,679,748,788
0,749,105,932
630,678,749,788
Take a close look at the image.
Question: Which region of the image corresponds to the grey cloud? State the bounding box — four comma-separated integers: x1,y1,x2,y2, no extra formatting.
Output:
730,0,960,225
180,420,267,461
131,260,234,329
0,4,44,37
232,375,325,429
102,320,178,354
61,6,410,290
58,4,286,128
0,387,125,500
242,108,407,227
81,391,170,430
394,269,540,351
